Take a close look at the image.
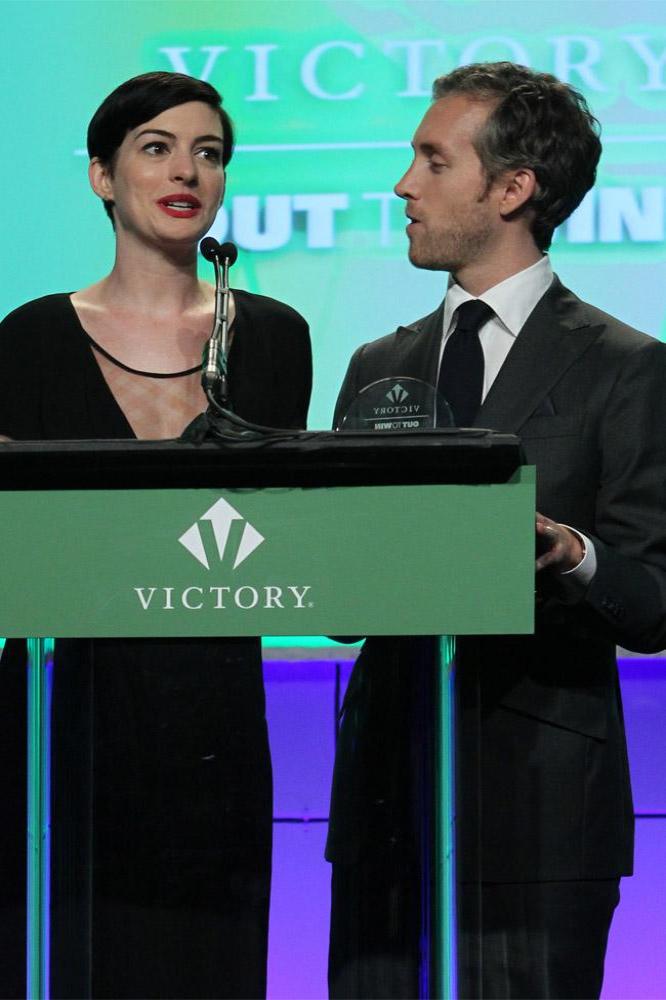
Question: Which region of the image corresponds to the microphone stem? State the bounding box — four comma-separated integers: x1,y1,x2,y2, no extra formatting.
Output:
203,252,231,407
220,255,231,386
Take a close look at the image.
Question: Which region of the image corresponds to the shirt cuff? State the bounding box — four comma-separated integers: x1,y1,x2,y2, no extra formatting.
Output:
560,526,597,586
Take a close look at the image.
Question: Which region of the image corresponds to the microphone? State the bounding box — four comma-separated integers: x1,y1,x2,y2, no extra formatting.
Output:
200,237,238,266
200,238,238,406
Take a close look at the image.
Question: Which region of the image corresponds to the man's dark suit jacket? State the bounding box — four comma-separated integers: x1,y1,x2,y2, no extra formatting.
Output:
327,277,666,883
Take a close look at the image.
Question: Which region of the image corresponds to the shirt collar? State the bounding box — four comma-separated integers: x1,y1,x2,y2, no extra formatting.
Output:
443,255,554,338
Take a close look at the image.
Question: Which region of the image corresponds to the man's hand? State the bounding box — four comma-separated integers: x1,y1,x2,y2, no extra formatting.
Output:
535,512,584,573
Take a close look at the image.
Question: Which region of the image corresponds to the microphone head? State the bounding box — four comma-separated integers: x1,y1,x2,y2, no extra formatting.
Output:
218,241,238,266
199,237,238,266
199,236,220,262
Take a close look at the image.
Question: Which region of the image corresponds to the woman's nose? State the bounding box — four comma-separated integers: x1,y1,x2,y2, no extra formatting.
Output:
170,151,197,185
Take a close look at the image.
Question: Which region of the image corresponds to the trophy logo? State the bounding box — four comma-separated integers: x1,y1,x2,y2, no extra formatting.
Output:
386,383,409,404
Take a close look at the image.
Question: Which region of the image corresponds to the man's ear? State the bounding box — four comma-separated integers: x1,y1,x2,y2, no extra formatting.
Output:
89,157,114,203
498,168,538,218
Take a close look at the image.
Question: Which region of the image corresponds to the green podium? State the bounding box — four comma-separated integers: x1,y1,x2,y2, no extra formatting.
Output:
0,432,534,998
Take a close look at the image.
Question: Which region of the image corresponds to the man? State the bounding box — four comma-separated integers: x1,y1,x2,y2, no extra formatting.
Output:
327,63,666,999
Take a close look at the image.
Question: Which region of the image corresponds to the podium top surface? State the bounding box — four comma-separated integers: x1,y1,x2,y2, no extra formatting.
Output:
0,429,523,490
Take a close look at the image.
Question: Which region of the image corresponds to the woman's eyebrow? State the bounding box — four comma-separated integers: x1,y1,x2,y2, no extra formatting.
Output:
133,128,223,143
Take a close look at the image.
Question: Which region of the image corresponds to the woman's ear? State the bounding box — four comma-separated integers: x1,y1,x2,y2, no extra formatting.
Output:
89,157,114,203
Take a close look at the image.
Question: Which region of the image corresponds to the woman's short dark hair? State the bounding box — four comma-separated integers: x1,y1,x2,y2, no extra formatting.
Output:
87,71,234,223
433,62,601,251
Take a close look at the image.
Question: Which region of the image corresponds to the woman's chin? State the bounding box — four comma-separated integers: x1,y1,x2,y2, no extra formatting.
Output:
141,227,206,255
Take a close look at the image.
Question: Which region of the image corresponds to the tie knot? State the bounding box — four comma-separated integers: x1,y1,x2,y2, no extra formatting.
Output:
455,299,494,334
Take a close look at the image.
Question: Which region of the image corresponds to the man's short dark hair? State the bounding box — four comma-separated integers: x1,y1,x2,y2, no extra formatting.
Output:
433,62,601,251
87,71,234,224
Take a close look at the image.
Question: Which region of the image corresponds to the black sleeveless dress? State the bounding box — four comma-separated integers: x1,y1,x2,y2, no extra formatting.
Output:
0,291,311,998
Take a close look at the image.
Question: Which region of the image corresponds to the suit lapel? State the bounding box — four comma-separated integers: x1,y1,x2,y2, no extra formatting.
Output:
393,302,444,383
475,278,605,433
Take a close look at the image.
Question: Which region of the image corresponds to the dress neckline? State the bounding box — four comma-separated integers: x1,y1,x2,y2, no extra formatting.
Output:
81,329,201,379
66,292,236,379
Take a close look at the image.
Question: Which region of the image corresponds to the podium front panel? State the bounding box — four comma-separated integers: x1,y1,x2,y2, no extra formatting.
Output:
0,469,534,638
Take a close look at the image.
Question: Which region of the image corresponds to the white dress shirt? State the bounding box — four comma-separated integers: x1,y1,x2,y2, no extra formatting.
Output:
439,255,595,585
438,255,553,401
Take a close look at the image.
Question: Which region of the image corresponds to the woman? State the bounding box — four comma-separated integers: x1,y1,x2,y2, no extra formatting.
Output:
0,72,311,998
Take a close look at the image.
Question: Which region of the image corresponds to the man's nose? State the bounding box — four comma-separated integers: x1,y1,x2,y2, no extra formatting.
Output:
394,162,417,201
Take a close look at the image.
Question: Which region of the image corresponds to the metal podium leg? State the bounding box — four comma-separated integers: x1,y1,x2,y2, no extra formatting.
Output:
437,635,456,1000
26,637,54,1000
420,636,456,1000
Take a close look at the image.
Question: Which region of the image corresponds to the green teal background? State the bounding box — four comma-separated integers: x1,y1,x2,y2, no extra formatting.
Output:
1,6,666,996
1,0,665,427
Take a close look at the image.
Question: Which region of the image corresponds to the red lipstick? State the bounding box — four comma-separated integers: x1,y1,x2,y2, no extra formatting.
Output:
157,193,202,218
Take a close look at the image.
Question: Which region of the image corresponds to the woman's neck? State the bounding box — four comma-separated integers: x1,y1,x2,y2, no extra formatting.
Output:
99,236,209,317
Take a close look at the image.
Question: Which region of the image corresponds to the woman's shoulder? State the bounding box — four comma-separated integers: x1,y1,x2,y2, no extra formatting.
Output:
233,288,309,333
1,293,74,334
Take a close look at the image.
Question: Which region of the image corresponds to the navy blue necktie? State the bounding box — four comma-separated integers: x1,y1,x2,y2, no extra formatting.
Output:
437,299,493,427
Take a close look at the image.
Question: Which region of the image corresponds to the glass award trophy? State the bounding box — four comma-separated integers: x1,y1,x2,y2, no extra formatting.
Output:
336,377,454,431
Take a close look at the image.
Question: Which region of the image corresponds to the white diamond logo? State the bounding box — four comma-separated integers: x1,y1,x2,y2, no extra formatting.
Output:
178,522,210,570
178,498,265,570
233,521,264,570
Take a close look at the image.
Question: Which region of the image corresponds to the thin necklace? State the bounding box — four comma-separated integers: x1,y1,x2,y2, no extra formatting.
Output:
83,330,201,379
